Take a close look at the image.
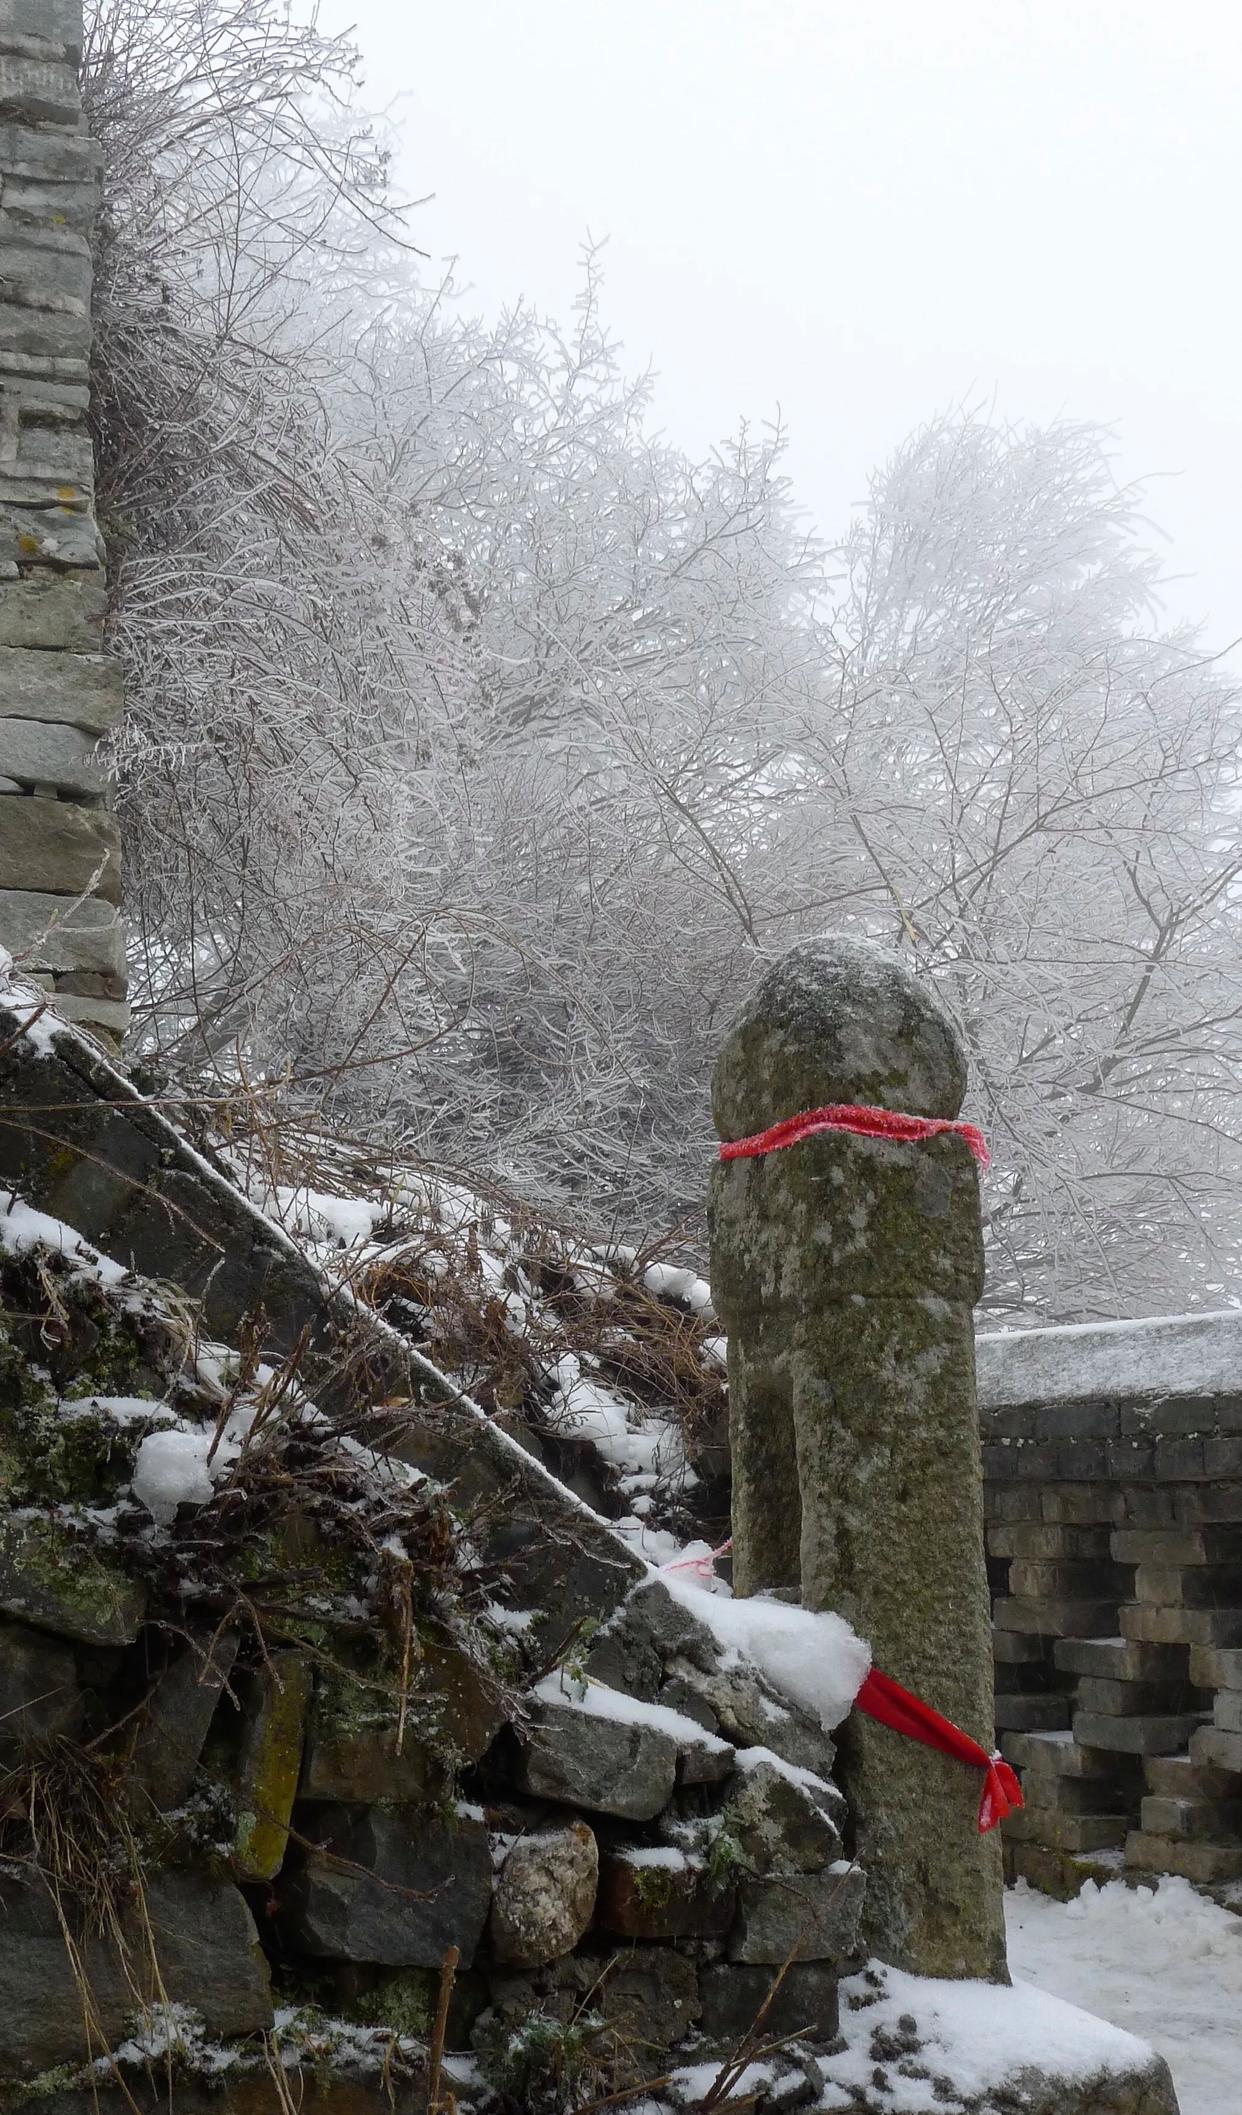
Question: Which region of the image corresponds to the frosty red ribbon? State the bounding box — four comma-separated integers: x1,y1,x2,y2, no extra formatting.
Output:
856,1666,1023,1834
717,1101,990,1169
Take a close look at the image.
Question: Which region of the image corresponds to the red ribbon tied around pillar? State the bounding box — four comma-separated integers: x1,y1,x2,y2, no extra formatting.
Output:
856,1667,1023,1834
717,1101,990,1170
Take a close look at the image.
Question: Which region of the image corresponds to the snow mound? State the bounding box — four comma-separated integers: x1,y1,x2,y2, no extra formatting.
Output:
821,1955,1166,2113
1008,1876,1242,2115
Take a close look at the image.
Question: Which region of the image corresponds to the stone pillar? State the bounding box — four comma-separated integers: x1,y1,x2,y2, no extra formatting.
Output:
709,935,1006,1982
0,0,126,1042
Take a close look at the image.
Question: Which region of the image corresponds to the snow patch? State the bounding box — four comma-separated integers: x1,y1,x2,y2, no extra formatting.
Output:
662,1573,871,1731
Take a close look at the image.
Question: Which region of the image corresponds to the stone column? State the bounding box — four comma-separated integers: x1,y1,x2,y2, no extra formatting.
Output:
709,935,1006,1982
0,0,126,1042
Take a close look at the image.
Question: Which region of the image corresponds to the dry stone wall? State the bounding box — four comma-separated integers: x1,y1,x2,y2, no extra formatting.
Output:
0,996,865,2113
978,1313,1242,1901
0,0,125,1041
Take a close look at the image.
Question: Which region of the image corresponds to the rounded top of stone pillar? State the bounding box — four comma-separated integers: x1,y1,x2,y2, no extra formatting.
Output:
712,934,968,1140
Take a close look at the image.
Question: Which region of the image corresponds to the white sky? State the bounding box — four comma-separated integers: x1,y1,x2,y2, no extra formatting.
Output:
324,0,1242,660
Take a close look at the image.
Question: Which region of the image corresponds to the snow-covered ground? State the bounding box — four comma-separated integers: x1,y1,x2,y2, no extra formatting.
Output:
1007,1878,1242,2115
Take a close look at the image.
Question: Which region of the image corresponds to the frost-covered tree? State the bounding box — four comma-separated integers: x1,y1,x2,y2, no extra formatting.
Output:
807,416,1242,1318
84,0,1242,1322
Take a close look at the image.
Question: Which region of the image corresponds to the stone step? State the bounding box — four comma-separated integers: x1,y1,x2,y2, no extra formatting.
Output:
1074,1675,1206,1716
1001,1731,1116,1779
1140,1794,1242,1841
993,1692,1072,1733
1189,1646,1242,1690
1003,1840,1126,1901
1133,1563,1242,1608
1113,1526,1242,1567
1216,1692,1242,1735
994,1596,1121,1639
1010,1772,1132,1816
1126,1831,1242,1884
1003,1806,1128,1854
1121,1603,1242,1648
1172,1485,1242,1527
989,1523,1115,1562
1008,1560,1127,1599
1071,1710,1207,1756
1144,1751,1241,1800
992,1627,1050,1665
1054,1635,1188,1681
1189,1726,1242,1775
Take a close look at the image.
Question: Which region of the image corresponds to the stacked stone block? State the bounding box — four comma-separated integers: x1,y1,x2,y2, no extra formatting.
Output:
0,0,125,1040
978,1313,1242,1898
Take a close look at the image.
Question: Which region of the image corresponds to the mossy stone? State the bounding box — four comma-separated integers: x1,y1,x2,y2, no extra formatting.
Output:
710,935,1005,1983
0,1512,144,1645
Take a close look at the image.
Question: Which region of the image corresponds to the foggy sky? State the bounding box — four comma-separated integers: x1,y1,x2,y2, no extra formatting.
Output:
324,0,1242,661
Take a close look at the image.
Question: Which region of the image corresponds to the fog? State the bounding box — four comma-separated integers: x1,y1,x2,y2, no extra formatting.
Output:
327,0,1242,659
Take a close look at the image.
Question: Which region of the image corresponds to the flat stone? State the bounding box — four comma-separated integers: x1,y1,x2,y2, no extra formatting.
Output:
1144,1751,1240,1799
729,1859,866,1965
1126,1830,1242,1884
0,1,86,60
1113,1526,1242,1566
1134,1562,1242,1608
1122,1603,1242,1647
1002,1806,1128,1852
0,571,103,649
490,1822,598,1966
1004,1840,1129,1903
1054,1636,1189,1681
0,793,120,901
1190,1724,1242,1773
992,1628,1048,1664
1140,1793,1242,1839
699,1960,841,2050
516,1691,678,1819
0,1615,81,1755
0,1870,271,2072
595,1848,735,1939
0,52,80,127
993,1691,1072,1731
127,1634,238,1814
1213,1690,1242,1733
664,1652,832,1776
0,888,123,973
232,1650,311,1882
279,1807,492,1968
42,989,128,1035
994,1596,1122,1638
0,646,121,731
0,1511,144,1644
299,1667,453,1805
0,714,103,793
1001,1731,1117,1778
2,501,99,571
1075,1677,1202,1716
724,1752,843,1873
1072,1711,1206,1755
1189,1645,1242,1689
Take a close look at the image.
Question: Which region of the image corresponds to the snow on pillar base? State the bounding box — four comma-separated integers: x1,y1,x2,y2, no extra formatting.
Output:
709,934,1005,1982
0,0,126,1046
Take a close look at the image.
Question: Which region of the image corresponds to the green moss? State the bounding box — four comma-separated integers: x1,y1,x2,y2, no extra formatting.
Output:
343,1968,436,2039
633,1864,674,1909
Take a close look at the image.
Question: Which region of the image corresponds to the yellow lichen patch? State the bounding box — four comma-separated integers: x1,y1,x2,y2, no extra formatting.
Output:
233,1652,311,1883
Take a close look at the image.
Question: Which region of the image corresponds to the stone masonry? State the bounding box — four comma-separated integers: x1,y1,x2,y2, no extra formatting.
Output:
979,1311,1242,1903
0,0,125,1041
709,937,1006,1983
